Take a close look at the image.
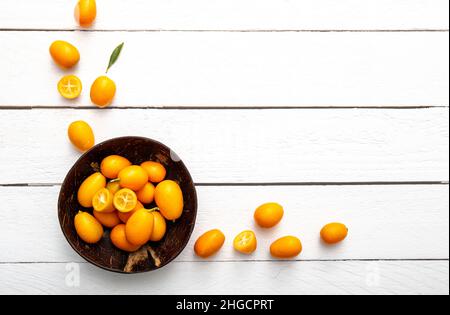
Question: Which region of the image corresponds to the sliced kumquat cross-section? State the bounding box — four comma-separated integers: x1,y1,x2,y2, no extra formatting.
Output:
233,230,257,254
58,75,82,99
92,188,115,213
113,188,138,213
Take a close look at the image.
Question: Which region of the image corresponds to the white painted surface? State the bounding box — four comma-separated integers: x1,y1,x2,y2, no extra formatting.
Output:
0,0,448,31
0,185,448,263
0,108,448,184
0,32,448,108
0,261,448,295
0,0,448,296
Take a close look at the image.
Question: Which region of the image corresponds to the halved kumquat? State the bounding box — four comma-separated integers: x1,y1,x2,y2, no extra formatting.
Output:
58,75,82,99
113,188,137,213
92,188,115,213
233,230,257,254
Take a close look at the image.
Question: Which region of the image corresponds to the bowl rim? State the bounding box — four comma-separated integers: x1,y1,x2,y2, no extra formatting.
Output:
57,136,198,274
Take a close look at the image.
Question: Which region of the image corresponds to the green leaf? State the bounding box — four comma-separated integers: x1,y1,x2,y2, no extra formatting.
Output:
106,42,124,73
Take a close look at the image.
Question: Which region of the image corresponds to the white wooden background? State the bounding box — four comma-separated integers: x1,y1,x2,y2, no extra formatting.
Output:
0,0,448,295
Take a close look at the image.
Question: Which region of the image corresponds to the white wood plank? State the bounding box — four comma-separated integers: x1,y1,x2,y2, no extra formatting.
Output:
0,31,448,108
0,185,447,263
0,108,448,184
0,261,448,295
0,0,448,30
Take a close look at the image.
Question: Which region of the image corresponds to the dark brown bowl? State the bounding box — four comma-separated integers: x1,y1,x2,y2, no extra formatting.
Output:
58,137,197,274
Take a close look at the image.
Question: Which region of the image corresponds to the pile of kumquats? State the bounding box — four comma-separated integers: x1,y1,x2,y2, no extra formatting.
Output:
74,154,183,253
62,1,349,260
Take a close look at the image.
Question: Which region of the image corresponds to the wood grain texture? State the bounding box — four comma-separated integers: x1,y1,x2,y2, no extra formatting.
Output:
0,185,448,263
0,261,448,295
0,0,448,296
0,32,448,108
0,0,448,31
0,108,448,184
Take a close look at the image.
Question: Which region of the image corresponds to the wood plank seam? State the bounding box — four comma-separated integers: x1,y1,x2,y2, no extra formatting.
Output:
0,29,449,32
1,259,449,265
2,0,448,33
1,105,449,109
0,182,448,187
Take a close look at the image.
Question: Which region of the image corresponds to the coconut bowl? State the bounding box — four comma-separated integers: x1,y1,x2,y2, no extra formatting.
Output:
58,136,197,273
